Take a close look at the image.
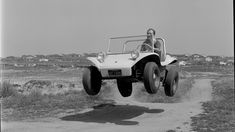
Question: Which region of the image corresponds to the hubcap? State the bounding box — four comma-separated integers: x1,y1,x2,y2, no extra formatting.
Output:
153,72,160,87
172,80,177,92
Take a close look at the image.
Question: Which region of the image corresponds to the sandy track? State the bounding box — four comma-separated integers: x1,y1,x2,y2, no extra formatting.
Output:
2,79,213,132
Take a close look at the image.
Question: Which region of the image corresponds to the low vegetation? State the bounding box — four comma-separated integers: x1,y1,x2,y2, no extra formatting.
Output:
191,76,235,132
1,76,194,121
1,65,234,132
1,83,113,121
0,81,16,98
1,53,234,70
182,65,234,74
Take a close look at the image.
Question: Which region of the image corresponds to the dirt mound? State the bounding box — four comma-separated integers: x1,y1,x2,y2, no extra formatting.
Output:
22,80,52,92
21,80,79,95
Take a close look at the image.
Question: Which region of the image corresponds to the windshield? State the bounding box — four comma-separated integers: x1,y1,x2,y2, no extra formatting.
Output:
107,35,147,54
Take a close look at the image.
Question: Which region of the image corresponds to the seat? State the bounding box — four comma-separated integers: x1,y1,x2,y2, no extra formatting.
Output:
156,38,166,62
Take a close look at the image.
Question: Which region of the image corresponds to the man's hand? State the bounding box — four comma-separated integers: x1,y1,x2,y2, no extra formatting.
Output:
154,48,161,52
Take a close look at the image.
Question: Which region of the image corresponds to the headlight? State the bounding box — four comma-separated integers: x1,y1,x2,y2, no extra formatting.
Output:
131,51,139,60
97,52,106,63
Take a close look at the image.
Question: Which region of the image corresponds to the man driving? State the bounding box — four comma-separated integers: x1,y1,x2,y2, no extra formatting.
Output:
141,28,161,54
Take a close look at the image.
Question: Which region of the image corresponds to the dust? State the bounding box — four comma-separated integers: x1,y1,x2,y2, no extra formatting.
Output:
98,80,143,104
94,72,213,105
98,80,173,104
180,79,214,103
98,79,192,104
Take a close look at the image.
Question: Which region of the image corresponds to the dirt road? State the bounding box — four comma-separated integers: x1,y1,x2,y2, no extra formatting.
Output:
2,79,213,132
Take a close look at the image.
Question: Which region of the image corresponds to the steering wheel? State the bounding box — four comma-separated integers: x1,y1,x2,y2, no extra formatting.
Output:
135,43,152,51
136,43,160,52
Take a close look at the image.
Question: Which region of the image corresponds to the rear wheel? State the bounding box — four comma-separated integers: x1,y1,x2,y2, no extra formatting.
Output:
82,66,102,95
117,79,132,97
164,67,179,97
143,62,160,94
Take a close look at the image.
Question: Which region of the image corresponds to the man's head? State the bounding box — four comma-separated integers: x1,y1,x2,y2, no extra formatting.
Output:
147,28,156,39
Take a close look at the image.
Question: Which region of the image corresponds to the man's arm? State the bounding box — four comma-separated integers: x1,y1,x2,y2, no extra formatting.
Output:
154,40,161,49
141,40,150,51
140,43,146,51
154,40,162,56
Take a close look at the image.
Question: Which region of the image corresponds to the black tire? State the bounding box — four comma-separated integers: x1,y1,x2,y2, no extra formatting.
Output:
143,62,161,94
117,79,132,97
164,67,179,97
82,66,102,95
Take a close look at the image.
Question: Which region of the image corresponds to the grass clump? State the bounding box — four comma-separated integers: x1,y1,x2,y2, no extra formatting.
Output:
0,81,17,98
3,88,43,108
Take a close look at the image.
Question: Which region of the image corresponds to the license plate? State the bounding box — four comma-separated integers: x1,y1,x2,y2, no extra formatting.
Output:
108,70,122,76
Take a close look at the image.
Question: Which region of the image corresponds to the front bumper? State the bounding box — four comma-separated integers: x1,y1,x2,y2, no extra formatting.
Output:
99,66,132,78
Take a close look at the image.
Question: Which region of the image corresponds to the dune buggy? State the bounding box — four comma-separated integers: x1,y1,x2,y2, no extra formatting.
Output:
82,35,179,97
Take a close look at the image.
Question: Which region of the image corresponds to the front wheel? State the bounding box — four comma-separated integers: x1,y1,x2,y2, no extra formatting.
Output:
143,62,161,94
117,79,132,97
82,66,102,95
164,67,179,97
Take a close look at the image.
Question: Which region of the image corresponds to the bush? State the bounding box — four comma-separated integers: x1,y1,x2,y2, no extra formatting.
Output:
27,88,43,102
2,88,43,108
0,81,16,98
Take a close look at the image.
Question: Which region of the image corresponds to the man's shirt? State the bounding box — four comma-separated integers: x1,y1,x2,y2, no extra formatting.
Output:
141,39,161,51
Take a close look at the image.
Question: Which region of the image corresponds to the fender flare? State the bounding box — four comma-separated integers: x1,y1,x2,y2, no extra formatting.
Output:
86,57,101,69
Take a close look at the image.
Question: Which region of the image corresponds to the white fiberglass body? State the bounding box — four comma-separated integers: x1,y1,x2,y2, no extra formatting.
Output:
87,35,177,78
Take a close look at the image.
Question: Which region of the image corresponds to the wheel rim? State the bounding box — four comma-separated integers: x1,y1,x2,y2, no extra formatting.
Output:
153,72,160,88
172,80,177,93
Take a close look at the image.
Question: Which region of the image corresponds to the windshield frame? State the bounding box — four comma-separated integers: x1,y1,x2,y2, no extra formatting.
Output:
106,35,165,55
107,35,147,54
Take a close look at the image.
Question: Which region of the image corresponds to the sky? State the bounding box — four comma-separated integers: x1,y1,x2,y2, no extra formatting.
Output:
1,0,234,57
